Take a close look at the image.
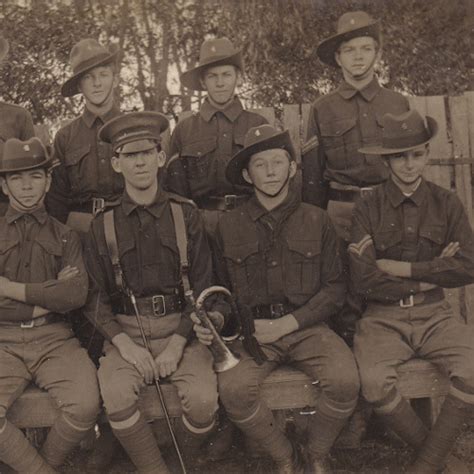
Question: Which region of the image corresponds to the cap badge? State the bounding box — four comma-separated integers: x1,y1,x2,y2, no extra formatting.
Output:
350,18,355,25
211,46,216,53
23,145,30,151
401,123,408,130
255,129,261,136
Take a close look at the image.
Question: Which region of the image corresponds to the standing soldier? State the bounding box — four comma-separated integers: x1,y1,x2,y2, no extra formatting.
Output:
46,38,123,229
302,11,411,343
84,112,225,473
45,37,123,470
350,110,474,474
0,137,100,473
195,125,360,473
0,35,36,216
165,37,268,234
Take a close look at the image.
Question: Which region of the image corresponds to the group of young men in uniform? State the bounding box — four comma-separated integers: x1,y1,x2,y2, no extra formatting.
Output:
0,9,473,474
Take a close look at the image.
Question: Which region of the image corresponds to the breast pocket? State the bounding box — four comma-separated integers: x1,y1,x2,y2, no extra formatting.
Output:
419,225,446,254
285,238,321,296
64,144,91,194
182,137,217,180
373,230,402,258
36,238,63,276
223,241,262,300
319,118,357,170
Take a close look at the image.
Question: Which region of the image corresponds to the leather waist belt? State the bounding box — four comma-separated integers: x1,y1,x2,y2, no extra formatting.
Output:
0,314,62,329
122,294,184,317
70,197,120,216
328,186,374,203
384,288,444,308
198,194,248,211
252,303,297,320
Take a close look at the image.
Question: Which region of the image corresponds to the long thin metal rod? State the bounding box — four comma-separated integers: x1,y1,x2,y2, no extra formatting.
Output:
129,293,187,474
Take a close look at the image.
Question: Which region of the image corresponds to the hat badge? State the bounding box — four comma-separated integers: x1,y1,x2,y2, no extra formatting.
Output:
255,129,261,137
23,144,30,151
211,45,216,53
401,123,408,130
350,18,355,25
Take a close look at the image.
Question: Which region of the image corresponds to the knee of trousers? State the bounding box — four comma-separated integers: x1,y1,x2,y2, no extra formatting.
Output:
218,370,260,419
319,346,360,403
60,365,101,423
180,383,219,427
98,363,139,415
358,363,396,404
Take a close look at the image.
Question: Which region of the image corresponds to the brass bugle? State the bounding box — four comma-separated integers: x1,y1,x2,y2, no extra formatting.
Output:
185,286,240,372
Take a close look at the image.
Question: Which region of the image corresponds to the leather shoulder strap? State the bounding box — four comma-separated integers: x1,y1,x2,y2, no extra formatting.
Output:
103,209,126,292
169,201,191,294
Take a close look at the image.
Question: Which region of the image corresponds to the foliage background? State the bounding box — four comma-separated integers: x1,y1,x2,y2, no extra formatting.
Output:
0,0,471,128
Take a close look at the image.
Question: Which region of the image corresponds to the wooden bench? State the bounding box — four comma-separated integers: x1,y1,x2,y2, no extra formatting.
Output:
8,358,449,431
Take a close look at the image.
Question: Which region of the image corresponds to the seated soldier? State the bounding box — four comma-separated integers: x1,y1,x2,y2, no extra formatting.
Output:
0,138,100,473
194,125,360,474
84,111,226,473
349,110,474,474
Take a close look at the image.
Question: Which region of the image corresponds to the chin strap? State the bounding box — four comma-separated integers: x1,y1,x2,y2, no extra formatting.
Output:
253,168,292,199
4,183,47,212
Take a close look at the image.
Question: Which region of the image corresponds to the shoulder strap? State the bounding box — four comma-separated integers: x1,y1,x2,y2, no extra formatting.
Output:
169,201,191,294
103,209,126,293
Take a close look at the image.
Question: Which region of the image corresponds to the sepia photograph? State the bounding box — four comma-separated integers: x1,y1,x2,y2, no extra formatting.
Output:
0,0,472,472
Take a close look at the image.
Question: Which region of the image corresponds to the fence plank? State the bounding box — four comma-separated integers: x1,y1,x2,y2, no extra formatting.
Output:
449,95,474,325
466,91,474,184
251,106,276,126
282,104,302,160
301,103,313,142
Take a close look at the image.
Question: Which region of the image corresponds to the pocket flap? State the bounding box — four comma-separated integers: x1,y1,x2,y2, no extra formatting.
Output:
224,241,259,264
320,118,356,137
65,144,91,166
374,231,402,251
0,239,19,254
287,238,321,258
181,137,217,157
233,135,246,146
36,238,63,256
420,225,446,245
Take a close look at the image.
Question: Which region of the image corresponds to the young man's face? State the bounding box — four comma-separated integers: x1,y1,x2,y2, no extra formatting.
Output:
1,168,50,208
78,65,118,106
243,148,296,197
336,36,378,79
201,65,240,105
111,147,165,191
386,145,429,186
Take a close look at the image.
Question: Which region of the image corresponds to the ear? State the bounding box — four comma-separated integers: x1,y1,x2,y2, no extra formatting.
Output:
236,69,243,88
335,50,342,68
157,150,167,168
111,156,122,174
289,160,297,178
112,72,119,90
0,177,8,196
242,168,253,185
199,73,207,91
45,171,52,193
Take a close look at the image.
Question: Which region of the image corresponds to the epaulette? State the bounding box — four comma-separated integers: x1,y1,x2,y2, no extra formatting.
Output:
301,135,319,155
167,192,197,208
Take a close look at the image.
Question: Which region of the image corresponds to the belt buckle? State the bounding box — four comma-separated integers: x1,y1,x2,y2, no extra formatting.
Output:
224,194,238,210
20,320,35,329
400,295,414,308
92,198,106,216
270,304,285,319
152,295,166,317
359,187,373,199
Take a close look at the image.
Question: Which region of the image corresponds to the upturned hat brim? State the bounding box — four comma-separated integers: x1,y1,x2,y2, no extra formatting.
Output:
0,37,9,63
359,116,438,155
180,51,243,91
61,49,119,98
226,130,296,187
317,21,380,67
